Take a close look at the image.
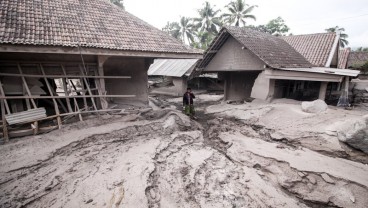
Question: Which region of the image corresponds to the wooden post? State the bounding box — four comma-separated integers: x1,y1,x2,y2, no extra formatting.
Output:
0,79,10,114
60,65,73,113
17,64,37,109
80,78,88,110
97,56,109,109
79,65,98,112
1,98,9,142
318,82,328,100
40,64,62,129
69,80,83,122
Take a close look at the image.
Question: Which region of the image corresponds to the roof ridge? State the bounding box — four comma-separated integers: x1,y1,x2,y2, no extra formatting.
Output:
282,32,336,38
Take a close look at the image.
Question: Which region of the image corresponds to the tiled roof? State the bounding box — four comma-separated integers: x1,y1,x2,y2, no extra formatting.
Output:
196,26,312,73
348,51,368,68
148,59,198,77
282,33,337,67
0,0,199,54
338,48,350,69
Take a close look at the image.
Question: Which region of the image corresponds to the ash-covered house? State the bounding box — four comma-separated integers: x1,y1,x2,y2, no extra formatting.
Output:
0,0,201,138
339,50,368,105
148,59,198,96
195,26,359,102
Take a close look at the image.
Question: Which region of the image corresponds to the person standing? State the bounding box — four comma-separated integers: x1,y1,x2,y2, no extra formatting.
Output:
183,87,195,117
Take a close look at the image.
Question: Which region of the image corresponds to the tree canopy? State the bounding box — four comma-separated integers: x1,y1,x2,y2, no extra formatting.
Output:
222,0,257,27
110,0,125,10
248,17,290,36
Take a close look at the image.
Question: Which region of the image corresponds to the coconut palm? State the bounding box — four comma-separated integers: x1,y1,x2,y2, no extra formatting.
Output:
162,22,181,40
193,2,222,35
222,0,257,27
192,30,214,50
163,17,196,45
325,26,349,48
178,17,196,44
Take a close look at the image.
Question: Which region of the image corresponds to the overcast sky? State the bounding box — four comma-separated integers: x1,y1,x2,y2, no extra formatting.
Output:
124,0,368,48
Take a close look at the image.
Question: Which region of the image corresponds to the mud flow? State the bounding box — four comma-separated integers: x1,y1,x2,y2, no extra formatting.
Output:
0,95,368,208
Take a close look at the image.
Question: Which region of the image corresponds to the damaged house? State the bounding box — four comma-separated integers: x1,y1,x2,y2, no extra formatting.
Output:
0,0,201,139
148,59,198,96
195,26,359,102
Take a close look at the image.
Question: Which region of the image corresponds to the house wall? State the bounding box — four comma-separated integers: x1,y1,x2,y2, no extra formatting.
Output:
251,71,275,101
104,57,152,106
204,37,265,72
224,71,261,101
172,77,187,95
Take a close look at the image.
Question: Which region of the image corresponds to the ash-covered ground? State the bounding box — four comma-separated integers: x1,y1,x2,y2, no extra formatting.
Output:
1,93,368,208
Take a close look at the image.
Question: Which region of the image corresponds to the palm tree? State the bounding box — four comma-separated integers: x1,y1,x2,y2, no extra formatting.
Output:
110,0,125,10
325,26,349,48
178,17,196,44
162,22,181,40
193,2,222,35
162,18,195,45
222,0,257,27
192,30,214,50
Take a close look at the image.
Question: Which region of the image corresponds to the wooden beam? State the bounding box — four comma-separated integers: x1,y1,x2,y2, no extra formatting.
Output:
17,64,37,108
79,66,98,111
0,44,203,59
0,79,10,114
0,95,135,99
0,73,131,79
80,78,88,110
1,99,9,142
60,65,73,113
40,64,62,129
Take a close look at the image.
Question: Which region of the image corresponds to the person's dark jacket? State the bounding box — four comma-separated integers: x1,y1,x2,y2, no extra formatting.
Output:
183,92,195,106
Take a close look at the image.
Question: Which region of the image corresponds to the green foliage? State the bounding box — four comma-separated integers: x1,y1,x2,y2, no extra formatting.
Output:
325,26,349,48
362,61,368,74
355,61,368,74
247,17,290,36
162,17,196,45
161,0,260,50
110,0,125,10
222,0,257,27
193,2,222,36
162,22,181,40
356,47,368,52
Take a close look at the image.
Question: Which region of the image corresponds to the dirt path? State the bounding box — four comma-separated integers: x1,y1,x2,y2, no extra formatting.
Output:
0,95,367,207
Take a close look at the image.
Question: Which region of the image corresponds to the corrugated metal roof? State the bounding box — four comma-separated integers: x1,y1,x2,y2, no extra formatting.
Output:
278,67,360,77
5,108,47,125
148,59,198,77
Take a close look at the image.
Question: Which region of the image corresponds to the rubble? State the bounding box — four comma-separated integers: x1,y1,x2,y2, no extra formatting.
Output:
333,115,368,154
301,99,328,113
